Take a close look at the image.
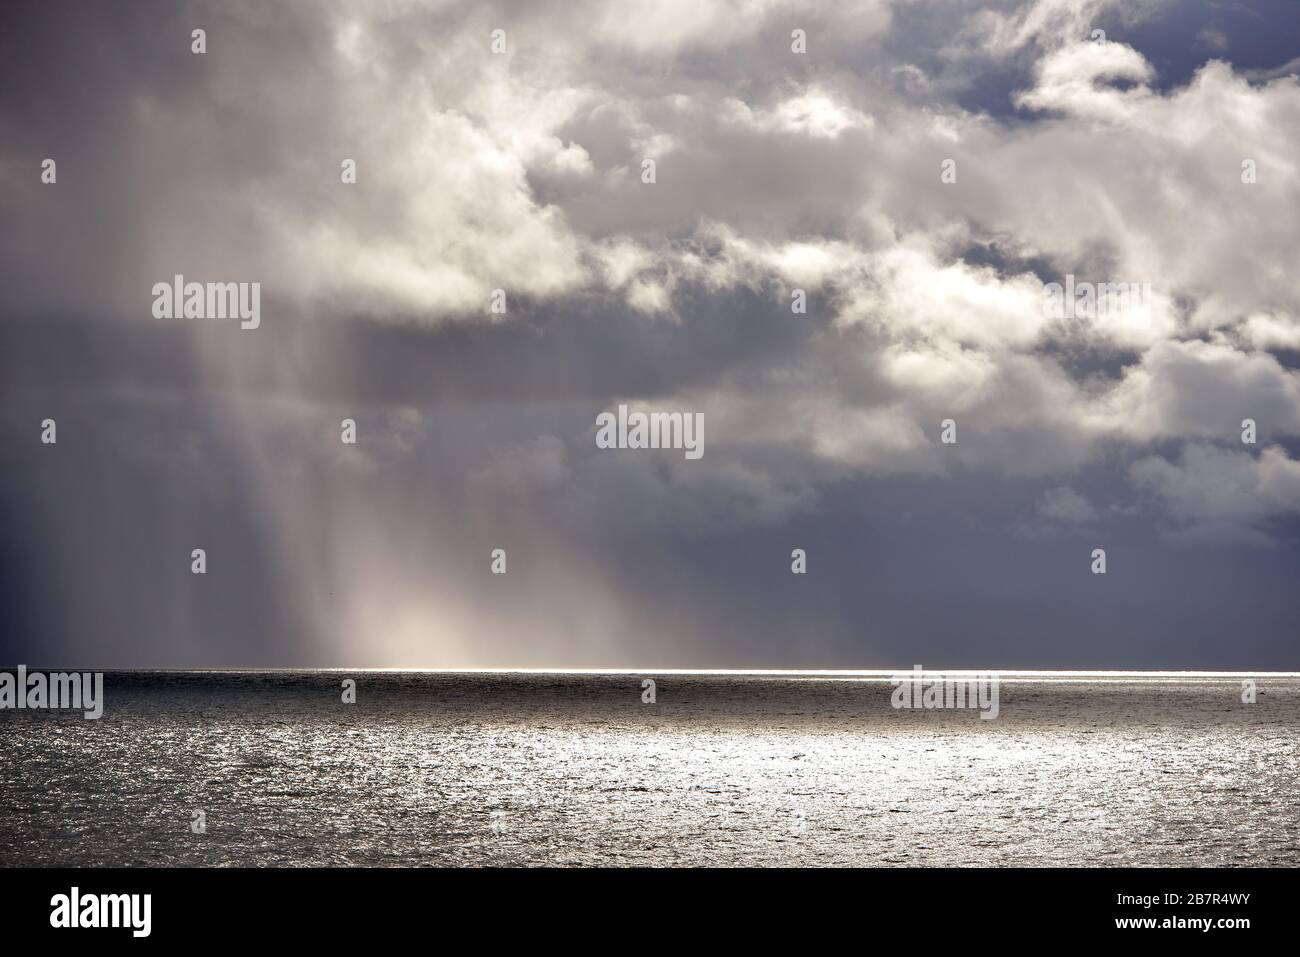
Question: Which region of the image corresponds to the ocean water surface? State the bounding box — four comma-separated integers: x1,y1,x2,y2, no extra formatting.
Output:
1,671,1296,866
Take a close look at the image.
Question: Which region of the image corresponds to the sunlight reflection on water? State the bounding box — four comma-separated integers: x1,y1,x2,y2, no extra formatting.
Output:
1,672,1295,866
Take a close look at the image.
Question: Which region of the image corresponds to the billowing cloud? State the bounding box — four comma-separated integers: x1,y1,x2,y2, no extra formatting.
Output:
1131,444,1300,546
2,0,1298,667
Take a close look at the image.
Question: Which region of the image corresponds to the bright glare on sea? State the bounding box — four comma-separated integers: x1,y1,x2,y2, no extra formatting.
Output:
1,672,1296,866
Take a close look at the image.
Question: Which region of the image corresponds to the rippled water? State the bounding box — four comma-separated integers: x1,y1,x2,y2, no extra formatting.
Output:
1,672,1296,866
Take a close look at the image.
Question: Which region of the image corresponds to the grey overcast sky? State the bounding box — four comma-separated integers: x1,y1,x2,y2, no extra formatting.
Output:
2,0,1298,669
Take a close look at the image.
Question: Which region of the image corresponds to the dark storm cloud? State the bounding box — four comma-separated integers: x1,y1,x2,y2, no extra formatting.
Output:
1,0,1298,668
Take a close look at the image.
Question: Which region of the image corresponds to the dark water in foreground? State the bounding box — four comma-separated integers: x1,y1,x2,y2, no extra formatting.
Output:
1,672,1297,867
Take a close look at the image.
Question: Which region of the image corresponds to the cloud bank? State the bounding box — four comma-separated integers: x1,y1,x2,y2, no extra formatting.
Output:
2,0,1298,668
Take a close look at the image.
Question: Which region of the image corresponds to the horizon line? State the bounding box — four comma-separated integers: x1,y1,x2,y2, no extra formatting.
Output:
5,666,1297,678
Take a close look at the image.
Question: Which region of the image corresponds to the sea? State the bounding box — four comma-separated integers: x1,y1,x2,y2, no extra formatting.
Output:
1,671,1296,867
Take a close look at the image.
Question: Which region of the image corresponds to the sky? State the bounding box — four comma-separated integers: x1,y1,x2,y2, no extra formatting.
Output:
1,0,1298,669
